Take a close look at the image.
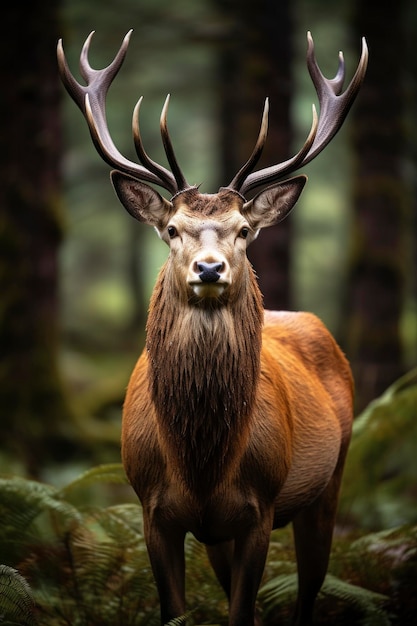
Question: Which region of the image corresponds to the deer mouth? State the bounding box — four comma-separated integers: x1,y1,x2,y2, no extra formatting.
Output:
188,281,228,298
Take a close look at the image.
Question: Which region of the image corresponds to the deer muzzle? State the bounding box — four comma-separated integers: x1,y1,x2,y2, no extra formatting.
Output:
187,257,230,298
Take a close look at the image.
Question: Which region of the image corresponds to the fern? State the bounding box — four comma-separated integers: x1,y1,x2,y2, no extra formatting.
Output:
0,467,158,625
33,505,156,625
340,368,417,529
335,525,417,624
165,612,195,625
0,476,82,566
1,463,414,624
0,565,37,625
58,463,128,500
319,575,390,626
259,572,391,625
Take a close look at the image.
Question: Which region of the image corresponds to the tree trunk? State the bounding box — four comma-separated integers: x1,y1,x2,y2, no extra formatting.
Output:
346,0,408,411
0,1,75,474
214,0,294,309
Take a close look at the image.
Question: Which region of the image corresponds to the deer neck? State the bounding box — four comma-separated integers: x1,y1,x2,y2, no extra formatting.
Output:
145,260,263,499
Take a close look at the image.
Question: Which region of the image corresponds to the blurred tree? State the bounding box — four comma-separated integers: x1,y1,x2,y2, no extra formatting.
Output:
213,0,294,309
0,1,76,474
345,0,410,410
404,2,417,370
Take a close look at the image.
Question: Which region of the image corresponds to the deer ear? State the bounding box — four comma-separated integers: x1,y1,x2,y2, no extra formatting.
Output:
242,175,307,230
110,170,173,229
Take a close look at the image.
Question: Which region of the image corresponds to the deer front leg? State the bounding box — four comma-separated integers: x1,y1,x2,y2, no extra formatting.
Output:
143,510,186,625
206,540,264,626
227,518,272,626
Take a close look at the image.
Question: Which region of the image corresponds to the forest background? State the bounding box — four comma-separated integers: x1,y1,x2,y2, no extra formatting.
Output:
0,0,417,624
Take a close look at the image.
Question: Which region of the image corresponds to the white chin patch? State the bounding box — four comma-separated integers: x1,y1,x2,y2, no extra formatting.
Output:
192,283,226,298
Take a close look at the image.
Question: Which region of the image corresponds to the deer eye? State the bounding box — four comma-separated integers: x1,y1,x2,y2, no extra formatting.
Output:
239,226,249,239
167,225,177,239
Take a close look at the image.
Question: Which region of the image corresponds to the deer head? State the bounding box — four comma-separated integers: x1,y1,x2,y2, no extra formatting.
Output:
57,31,368,304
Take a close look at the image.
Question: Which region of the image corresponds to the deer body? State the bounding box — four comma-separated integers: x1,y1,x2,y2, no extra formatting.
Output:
123,308,352,536
58,31,367,625
116,184,353,625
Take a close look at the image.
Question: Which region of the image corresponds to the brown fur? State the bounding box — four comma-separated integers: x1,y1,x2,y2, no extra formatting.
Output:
117,178,354,626
145,259,263,498
177,187,243,216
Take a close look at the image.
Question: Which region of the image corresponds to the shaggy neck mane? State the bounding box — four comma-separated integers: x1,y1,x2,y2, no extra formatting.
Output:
146,261,263,499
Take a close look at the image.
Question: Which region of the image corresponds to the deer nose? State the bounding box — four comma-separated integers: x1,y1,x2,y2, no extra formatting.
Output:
197,261,224,283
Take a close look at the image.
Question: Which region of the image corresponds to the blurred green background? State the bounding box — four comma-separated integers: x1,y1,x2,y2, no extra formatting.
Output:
1,0,417,623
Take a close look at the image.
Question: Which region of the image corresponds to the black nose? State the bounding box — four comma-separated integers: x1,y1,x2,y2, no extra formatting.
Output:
197,261,223,283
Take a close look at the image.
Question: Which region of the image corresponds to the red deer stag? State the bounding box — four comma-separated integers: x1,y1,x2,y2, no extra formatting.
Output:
58,31,367,626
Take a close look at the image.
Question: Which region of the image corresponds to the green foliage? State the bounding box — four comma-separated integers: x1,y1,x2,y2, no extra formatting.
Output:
329,524,417,626
58,462,129,500
260,573,390,626
0,565,37,626
0,464,227,626
0,465,159,626
340,368,417,529
165,613,196,626
1,458,416,625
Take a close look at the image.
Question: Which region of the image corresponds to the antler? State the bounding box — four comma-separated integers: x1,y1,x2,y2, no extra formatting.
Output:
58,31,368,200
57,31,191,196
229,32,369,197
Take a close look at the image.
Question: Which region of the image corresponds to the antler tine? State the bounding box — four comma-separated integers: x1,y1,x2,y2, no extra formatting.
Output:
57,31,131,116
78,31,97,83
132,97,180,191
79,30,128,88
239,104,318,197
234,33,368,197
303,31,369,163
228,98,269,193
160,95,189,192
308,34,346,99
57,32,178,194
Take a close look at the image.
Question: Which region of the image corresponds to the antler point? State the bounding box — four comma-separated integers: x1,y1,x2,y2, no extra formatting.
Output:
161,94,171,122
306,31,315,55
81,31,95,63
361,37,369,58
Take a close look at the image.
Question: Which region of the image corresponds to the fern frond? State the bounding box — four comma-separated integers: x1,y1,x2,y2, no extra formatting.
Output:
339,524,417,600
0,476,82,564
0,476,81,531
340,367,417,529
0,565,37,625
260,572,297,604
165,611,195,625
58,463,128,500
91,503,144,543
259,572,391,625
319,574,390,625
